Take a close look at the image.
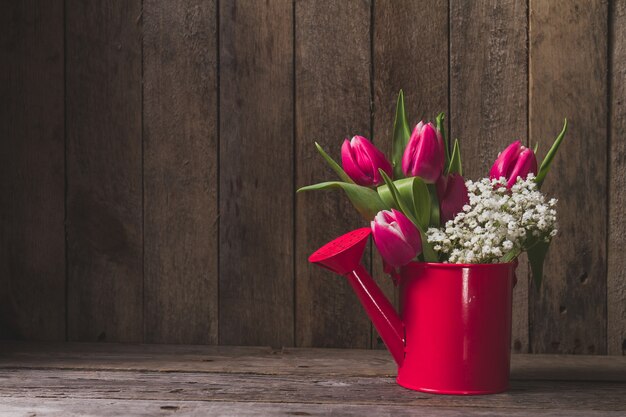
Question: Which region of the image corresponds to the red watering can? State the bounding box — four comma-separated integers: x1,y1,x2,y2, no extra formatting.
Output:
309,228,516,395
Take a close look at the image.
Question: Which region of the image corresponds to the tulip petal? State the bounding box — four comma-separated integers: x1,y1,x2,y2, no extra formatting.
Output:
506,148,538,188
402,122,443,183
402,123,422,176
489,141,522,180
391,209,422,254
342,139,371,186
353,136,393,185
341,136,393,187
439,174,470,223
372,220,417,267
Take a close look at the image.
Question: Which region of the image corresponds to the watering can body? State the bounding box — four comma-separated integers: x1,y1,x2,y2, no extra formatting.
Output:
310,228,516,395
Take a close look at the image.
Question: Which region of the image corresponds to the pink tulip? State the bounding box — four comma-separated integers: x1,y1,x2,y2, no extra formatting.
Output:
371,209,422,267
489,141,538,188
341,136,393,186
402,122,445,183
437,174,469,223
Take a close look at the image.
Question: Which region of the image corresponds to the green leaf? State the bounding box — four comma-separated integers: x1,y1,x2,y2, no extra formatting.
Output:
535,119,568,188
533,142,539,154
447,139,463,176
527,239,551,289
377,177,431,230
391,90,411,179
427,183,441,227
379,170,438,262
420,230,439,263
501,248,521,263
377,177,412,211
297,181,387,220
379,170,418,225
411,177,431,230
314,142,355,184
436,112,451,167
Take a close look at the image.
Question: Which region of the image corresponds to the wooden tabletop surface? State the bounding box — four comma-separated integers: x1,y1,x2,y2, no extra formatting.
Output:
1,342,625,416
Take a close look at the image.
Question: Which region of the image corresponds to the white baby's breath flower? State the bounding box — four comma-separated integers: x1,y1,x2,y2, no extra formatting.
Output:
426,175,558,264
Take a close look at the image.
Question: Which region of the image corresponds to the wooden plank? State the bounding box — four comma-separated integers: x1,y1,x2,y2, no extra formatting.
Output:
4,398,624,417
2,342,625,382
0,1,65,340
1,368,625,411
372,0,449,349
529,0,608,354
219,0,294,346
66,1,143,342
450,0,529,353
608,0,626,356
143,0,218,344
295,0,372,348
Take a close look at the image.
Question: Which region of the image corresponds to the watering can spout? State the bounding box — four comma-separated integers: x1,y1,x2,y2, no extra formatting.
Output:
309,228,405,366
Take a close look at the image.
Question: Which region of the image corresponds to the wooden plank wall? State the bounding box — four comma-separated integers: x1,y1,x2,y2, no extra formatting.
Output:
0,0,624,355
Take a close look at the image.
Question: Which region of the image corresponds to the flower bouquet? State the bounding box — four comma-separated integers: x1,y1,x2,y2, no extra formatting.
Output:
301,91,567,394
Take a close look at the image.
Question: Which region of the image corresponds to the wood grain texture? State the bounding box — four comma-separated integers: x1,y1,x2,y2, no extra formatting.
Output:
529,0,608,354
450,0,529,353
5,398,623,417
295,0,372,348
1,368,625,412
3,342,626,381
143,0,218,344
0,1,65,340
219,0,294,346
372,0,449,349
608,0,626,356
66,1,143,342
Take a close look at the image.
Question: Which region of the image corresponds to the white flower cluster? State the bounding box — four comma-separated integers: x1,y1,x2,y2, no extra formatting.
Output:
426,174,558,264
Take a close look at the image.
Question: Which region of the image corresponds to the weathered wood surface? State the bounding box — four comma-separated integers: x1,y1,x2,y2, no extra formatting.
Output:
608,0,626,356
295,0,372,348
529,0,608,354
219,0,294,346
0,343,625,416
372,0,449,349
450,0,530,353
143,0,218,344
3,398,623,417
0,1,65,340
65,0,144,342
1,369,625,410
2,342,625,380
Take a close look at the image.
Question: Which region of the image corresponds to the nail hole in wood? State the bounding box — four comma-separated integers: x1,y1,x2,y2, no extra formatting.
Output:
579,271,588,284
559,305,567,314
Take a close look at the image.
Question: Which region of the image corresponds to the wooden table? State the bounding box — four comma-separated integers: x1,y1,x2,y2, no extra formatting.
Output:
1,342,625,416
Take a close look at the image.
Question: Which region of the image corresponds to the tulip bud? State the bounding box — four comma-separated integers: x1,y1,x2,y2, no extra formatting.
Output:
437,174,469,223
371,209,422,267
341,136,393,186
402,122,445,183
489,141,538,188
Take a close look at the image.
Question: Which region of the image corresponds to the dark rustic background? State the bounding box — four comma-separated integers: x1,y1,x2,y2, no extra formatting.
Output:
1,0,624,355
